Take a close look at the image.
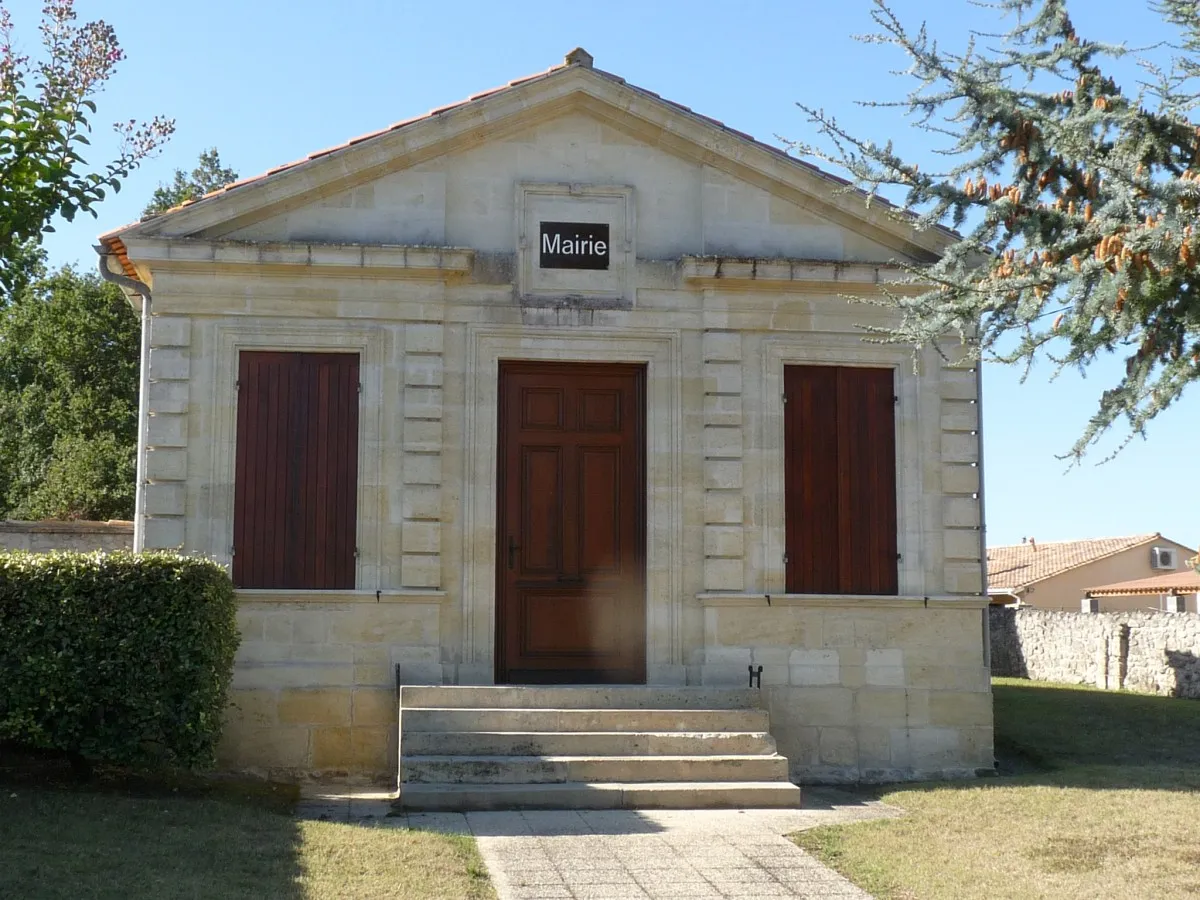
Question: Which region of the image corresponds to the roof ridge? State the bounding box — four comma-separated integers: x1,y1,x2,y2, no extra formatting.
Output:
988,533,1157,550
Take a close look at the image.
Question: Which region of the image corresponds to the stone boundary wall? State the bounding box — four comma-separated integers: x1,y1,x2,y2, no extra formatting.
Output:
0,520,133,553
990,606,1200,699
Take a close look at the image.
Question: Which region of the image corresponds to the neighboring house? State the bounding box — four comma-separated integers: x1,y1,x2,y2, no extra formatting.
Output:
988,534,1197,612
94,50,990,790
1085,571,1200,614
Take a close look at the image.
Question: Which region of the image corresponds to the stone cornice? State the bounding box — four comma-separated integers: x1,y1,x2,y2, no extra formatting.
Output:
680,256,925,293
236,589,447,604
697,592,989,610
120,237,474,282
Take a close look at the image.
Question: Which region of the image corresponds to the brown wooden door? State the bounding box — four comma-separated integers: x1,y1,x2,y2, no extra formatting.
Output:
784,365,898,595
496,361,646,684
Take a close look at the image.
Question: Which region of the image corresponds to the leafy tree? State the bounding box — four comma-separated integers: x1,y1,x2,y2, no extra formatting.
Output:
2,239,47,302
792,0,1200,463
0,265,138,520
0,2,178,521
0,0,173,296
143,148,238,217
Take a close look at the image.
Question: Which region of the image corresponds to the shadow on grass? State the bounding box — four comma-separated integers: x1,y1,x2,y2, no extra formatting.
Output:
798,784,895,807
798,679,1200,799
0,749,303,900
876,679,1200,795
885,762,1200,801
993,678,1200,770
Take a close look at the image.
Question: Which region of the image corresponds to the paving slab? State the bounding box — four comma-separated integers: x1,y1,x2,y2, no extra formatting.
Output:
296,783,897,899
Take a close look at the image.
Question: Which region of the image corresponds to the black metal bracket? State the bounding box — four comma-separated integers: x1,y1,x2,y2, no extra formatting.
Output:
749,664,763,688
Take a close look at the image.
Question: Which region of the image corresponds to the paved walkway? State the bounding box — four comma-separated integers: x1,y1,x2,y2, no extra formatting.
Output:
298,787,897,899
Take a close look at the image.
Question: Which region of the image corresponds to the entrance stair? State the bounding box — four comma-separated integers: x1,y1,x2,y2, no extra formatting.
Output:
395,686,802,810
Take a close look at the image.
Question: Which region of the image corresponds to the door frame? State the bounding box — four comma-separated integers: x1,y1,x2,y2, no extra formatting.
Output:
458,327,685,686
494,360,647,684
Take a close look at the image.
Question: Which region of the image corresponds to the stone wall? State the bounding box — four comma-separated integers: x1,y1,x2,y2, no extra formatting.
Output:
218,591,445,781
704,599,994,783
990,606,1200,699
0,520,133,553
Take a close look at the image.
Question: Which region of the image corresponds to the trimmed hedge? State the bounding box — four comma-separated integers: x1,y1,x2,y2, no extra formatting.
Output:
0,551,239,769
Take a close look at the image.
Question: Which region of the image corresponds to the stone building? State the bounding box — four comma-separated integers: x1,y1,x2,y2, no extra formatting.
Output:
97,50,991,802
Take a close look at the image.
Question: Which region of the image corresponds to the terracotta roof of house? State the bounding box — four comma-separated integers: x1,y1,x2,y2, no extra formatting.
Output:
97,49,955,278
987,534,1163,593
1087,571,1200,597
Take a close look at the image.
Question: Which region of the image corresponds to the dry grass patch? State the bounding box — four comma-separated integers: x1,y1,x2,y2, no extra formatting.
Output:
794,679,1200,900
796,767,1200,900
0,784,494,900
299,820,494,900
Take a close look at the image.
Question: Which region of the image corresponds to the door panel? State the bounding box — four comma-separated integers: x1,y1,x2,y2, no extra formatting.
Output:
522,388,565,429
520,447,563,574
580,389,622,431
579,447,620,574
519,589,622,656
497,362,646,684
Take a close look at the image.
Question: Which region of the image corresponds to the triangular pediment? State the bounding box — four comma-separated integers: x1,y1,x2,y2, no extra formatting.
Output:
106,58,950,265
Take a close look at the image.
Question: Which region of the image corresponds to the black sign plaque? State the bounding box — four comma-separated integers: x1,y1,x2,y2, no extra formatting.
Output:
539,221,610,270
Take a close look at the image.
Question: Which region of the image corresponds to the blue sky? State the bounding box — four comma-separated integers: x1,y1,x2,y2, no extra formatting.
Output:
14,0,1199,550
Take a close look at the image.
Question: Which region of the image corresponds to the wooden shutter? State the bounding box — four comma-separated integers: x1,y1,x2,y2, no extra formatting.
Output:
837,367,898,594
233,351,359,589
784,366,841,594
785,365,898,595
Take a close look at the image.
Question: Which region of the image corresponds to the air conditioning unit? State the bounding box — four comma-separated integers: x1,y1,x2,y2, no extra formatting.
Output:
1151,547,1178,570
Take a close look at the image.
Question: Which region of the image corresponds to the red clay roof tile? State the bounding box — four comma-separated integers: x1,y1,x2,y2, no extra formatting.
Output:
1087,571,1200,596
988,535,1163,592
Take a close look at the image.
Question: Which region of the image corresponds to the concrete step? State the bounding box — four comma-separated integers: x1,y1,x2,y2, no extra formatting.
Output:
399,707,771,734
401,754,790,784
401,730,777,757
395,687,797,810
399,686,763,710
396,780,803,811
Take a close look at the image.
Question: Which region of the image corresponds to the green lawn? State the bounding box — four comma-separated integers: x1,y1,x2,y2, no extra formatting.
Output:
0,768,494,900
793,678,1200,900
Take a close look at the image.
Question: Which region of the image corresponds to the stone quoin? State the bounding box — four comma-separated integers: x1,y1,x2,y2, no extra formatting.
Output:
95,48,992,793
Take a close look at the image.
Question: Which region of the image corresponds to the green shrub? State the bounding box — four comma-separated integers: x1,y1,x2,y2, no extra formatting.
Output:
0,551,239,769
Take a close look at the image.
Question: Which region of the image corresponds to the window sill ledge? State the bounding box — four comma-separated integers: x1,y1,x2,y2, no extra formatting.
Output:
696,592,988,610
236,589,447,604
